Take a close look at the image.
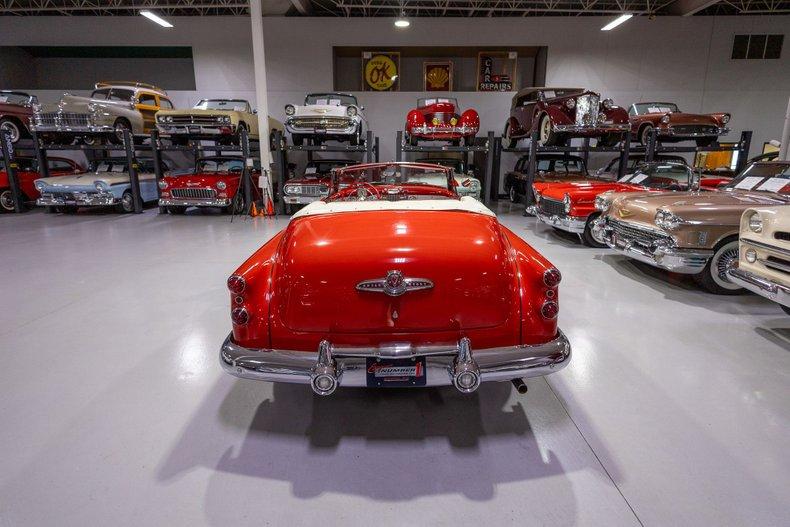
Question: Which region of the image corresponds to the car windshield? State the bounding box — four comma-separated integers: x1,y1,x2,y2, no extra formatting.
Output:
91,161,128,173
418,98,458,108
536,156,586,174
194,99,250,112
197,158,244,173
724,163,790,194
633,103,679,115
619,163,691,188
305,93,357,107
0,92,33,105
329,163,455,199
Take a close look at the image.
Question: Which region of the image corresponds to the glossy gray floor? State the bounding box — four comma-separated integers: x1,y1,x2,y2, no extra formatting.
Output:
1,204,788,527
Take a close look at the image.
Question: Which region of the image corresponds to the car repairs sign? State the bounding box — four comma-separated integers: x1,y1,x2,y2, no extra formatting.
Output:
478,51,517,92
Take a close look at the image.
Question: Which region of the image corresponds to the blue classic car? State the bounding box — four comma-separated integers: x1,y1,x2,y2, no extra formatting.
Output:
35,158,168,213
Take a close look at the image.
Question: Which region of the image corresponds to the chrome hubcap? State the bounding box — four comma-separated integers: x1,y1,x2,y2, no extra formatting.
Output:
0,121,19,142
0,190,15,210
711,241,740,290
540,117,551,143
122,193,133,211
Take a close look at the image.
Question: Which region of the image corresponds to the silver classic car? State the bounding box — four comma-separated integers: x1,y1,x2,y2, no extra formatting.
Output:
284,93,365,146
32,81,174,144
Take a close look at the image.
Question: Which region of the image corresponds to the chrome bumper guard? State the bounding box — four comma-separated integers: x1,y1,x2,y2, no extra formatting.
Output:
661,127,729,138
285,119,357,136
37,193,117,207
411,125,476,135
594,217,712,273
159,198,231,208
727,265,790,308
220,330,571,396
536,211,587,234
554,123,630,133
32,124,114,134
157,125,234,136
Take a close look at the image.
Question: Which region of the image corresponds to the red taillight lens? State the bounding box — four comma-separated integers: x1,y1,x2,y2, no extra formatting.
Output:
543,268,562,287
541,301,559,320
231,307,249,325
227,274,245,294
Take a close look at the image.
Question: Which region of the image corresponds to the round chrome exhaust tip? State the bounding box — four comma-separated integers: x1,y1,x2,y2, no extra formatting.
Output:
452,337,481,394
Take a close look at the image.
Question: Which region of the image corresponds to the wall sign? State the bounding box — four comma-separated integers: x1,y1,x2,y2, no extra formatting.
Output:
477,51,517,92
423,61,453,91
363,51,400,91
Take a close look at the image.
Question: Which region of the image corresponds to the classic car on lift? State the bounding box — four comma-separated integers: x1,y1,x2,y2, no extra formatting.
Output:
593,161,790,294
35,157,168,213
628,102,730,147
220,162,571,396
728,205,790,314
283,159,360,214
0,156,84,212
159,155,259,214
593,154,688,180
32,81,174,144
404,97,479,146
0,91,37,144
284,92,365,146
505,153,591,203
155,98,284,148
503,87,629,148
415,157,482,200
533,161,727,247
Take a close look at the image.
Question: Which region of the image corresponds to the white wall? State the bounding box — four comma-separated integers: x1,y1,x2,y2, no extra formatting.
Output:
0,15,787,167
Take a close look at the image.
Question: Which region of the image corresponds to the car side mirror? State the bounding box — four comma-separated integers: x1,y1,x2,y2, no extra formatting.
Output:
690,169,702,192
253,109,258,114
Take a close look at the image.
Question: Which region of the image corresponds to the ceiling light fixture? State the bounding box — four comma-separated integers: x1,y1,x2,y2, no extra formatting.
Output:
140,10,174,28
394,8,410,28
601,13,633,31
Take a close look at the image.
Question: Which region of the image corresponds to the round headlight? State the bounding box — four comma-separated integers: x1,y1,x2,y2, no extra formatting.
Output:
166,115,173,123
595,195,611,211
216,181,227,190
94,181,108,192
598,112,607,122
721,114,730,124
285,104,295,116
156,115,163,123
748,211,762,233
346,106,357,117
565,99,576,110
745,248,757,263
35,181,45,190
602,98,613,110
661,115,671,124
284,185,295,195
563,193,571,213
223,115,231,123
158,180,168,190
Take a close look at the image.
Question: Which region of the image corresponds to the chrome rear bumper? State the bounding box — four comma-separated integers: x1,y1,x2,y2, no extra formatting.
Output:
220,331,571,395
727,265,790,307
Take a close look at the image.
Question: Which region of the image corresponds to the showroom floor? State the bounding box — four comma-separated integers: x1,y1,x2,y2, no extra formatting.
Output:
1,203,788,527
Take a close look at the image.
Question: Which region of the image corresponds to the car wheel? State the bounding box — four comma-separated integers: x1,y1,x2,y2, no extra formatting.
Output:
582,213,607,248
537,114,558,146
693,238,742,294
639,124,654,146
508,185,520,204
0,189,17,211
111,119,132,145
167,206,186,215
225,192,246,215
503,122,518,149
0,118,22,143
116,190,135,213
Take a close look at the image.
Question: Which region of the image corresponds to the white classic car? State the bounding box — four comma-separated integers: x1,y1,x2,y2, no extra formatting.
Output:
728,205,790,314
284,93,365,146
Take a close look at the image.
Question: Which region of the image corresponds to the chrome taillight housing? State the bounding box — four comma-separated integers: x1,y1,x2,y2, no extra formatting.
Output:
541,301,559,320
543,268,562,287
227,274,246,294
231,307,249,325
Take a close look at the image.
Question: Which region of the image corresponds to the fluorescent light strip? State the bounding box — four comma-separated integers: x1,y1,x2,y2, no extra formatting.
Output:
140,10,173,28
601,14,633,31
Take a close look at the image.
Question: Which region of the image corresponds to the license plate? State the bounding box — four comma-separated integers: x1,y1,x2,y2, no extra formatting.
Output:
366,357,427,387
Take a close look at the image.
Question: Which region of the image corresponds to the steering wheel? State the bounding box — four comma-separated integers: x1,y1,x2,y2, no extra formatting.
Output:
353,181,382,200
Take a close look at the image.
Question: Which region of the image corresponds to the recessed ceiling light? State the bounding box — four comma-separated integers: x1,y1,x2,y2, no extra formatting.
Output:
601,14,633,31
140,10,174,28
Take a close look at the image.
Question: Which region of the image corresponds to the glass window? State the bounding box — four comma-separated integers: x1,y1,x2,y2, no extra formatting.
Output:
194,99,250,112
108,89,134,102
159,97,173,109
418,98,458,108
305,93,358,107
90,89,111,100
725,163,790,193
137,93,157,106
197,158,245,173
632,103,679,115
48,160,73,171
329,163,453,197
620,163,691,188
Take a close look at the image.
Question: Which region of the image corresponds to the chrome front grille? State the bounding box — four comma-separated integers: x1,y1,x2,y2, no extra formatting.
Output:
169,115,223,126
765,256,790,275
539,197,566,217
609,219,671,247
427,112,458,124
575,94,601,126
289,117,352,129
36,112,59,126
301,184,327,196
34,111,91,129
59,112,90,127
171,188,217,199
671,125,718,135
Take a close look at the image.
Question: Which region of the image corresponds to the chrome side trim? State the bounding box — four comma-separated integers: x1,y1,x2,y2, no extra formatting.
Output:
727,265,790,308
741,237,790,258
554,123,629,133
219,330,572,388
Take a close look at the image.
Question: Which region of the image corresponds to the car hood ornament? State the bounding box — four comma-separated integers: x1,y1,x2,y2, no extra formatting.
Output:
356,270,433,297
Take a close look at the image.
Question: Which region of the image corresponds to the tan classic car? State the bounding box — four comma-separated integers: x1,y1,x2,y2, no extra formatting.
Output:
593,161,790,294
156,98,283,147
728,205,790,313
32,81,173,144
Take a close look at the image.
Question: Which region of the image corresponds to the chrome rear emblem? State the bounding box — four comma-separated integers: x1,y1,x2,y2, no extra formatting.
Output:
356,270,433,297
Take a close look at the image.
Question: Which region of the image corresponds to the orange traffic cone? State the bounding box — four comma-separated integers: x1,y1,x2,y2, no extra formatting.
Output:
249,201,259,217
265,195,275,216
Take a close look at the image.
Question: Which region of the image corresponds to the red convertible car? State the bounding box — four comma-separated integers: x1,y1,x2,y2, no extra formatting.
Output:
158,156,258,214
405,98,479,146
0,91,36,144
0,156,84,212
532,162,726,247
628,102,730,146
504,87,629,147
220,162,571,396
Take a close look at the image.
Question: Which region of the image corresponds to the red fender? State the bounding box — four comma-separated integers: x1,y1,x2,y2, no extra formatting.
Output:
459,109,480,132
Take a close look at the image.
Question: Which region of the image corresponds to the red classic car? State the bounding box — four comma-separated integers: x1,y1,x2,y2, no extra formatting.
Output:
628,102,730,146
532,162,726,247
220,162,571,396
0,91,37,144
405,97,479,146
0,156,84,212
505,153,592,203
283,158,359,214
158,156,259,214
504,87,629,147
